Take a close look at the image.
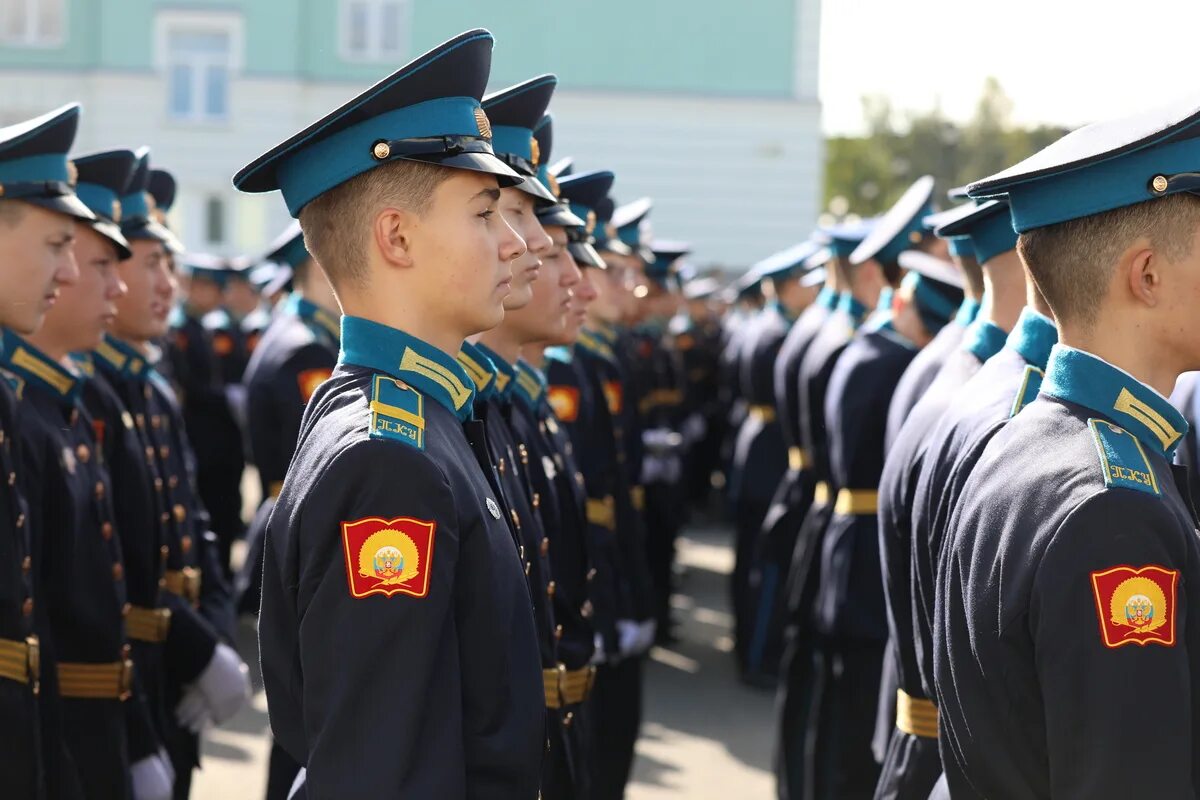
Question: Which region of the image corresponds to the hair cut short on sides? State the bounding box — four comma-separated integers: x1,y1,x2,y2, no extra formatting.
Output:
1017,193,1200,330
298,159,452,290
0,199,28,228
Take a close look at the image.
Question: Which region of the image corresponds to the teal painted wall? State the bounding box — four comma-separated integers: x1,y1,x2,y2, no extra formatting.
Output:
0,0,797,97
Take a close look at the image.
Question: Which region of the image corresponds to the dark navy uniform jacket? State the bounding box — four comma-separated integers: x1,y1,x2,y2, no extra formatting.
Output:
0,357,40,799
238,295,338,612
871,318,1006,786
911,309,1056,701
883,300,977,449
166,306,226,464
244,295,339,501
203,308,251,388
786,294,866,623
935,344,1200,798
730,301,792,512
814,323,917,641
2,332,141,799
77,355,173,765
259,317,543,799
93,336,231,770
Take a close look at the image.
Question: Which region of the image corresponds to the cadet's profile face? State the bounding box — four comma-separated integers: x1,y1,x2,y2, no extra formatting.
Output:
114,240,176,343
498,188,552,311
44,226,127,352
0,202,80,334
224,279,260,317
587,265,623,323
409,171,526,336
188,276,223,313
506,225,579,342
562,263,597,342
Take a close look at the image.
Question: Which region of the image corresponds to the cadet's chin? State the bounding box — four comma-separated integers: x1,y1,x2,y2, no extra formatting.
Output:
502,282,534,311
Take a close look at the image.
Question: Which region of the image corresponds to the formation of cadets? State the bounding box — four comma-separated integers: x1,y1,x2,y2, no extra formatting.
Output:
5,22,1200,800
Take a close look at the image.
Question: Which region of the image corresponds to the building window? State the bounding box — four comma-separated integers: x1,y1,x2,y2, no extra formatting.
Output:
339,0,409,62
0,0,65,47
205,195,225,245
167,29,232,121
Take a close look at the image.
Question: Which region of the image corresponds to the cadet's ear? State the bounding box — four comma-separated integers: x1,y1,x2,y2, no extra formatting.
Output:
1123,238,1159,308
372,206,417,270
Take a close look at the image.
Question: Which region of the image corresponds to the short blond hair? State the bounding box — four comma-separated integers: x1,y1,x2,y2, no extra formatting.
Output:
298,160,452,289
1018,194,1200,329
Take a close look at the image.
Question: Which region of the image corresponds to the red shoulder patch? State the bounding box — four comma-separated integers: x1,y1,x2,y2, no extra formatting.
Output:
296,368,332,403
547,385,580,423
341,516,437,600
1090,564,1178,648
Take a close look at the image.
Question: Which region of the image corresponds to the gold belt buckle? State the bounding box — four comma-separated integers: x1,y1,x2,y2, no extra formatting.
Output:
183,567,202,605
119,657,134,702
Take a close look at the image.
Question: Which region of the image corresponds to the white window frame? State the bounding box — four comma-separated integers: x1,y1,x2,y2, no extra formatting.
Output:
338,0,410,63
0,0,66,48
154,10,244,125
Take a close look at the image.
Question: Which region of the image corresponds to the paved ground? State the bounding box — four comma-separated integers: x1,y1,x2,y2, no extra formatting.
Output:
191,522,777,799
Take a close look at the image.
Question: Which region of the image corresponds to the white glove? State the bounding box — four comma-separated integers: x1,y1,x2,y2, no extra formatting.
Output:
130,752,174,800
174,686,212,733
617,619,641,657
636,619,658,652
589,633,607,665
193,642,251,725
681,413,706,445
159,748,175,787
640,456,664,485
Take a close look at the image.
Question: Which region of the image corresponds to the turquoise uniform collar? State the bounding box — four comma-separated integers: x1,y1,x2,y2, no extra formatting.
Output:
1041,345,1187,459
475,343,517,400
286,293,340,345
836,291,868,326
954,297,981,327
768,299,795,324
457,340,498,402
1,329,83,404
338,316,475,422
816,286,839,311
94,334,154,380
544,345,573,364
963,319,1007,364
512,359,546,411
1005,308,1057,370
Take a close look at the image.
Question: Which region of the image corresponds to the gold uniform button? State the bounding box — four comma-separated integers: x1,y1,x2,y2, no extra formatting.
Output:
8,472,15,486
532,492,541,509
145,446,154,462
160,512,170,525
511,510,521,530
15,513,24,529
112,563,123,581
94,482,105,500
540,538,549,557
135,414,145,429
547,581,556,598
554,624,563,640
173,504,186,523
587,568,597,581
101,522,113,541
160,446,170,459
122,603,131,617
75,444,89,463
524,563,531,576
563,711,574,728
180,535,192,554
168,475,179,489
154,478,163,491
69,410,79,426
151,416,161,429
22,598,33,617
497,457,506,475
21,556,31,573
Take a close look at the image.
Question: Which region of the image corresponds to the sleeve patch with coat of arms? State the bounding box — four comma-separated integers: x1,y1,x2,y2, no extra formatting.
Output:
341,516,437,600
1089,564,1178,648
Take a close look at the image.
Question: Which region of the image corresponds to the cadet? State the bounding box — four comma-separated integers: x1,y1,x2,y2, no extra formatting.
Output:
882,209,983,448
674,274,725,508
105,149,249,798
729,241,822,681
775,215,874,800
801,186,962,799
554,173,657,800
239,29,544,796
69,148,180,799
167,253,245,576
872,197,1027,798
225,260,271,356
936,96,1200,798
0,104,94,800
463,74,593,799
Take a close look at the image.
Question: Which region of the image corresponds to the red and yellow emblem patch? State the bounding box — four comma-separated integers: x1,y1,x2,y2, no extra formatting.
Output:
212,332,233,356
1090,564,1178,648
296,368,332,403
341,516,436,600
547,386,580,422
603,380,623,415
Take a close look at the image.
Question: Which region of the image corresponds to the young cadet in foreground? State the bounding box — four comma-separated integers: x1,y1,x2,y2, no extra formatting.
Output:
0,103,93,800
236,30,544,797
936,95,1200,798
